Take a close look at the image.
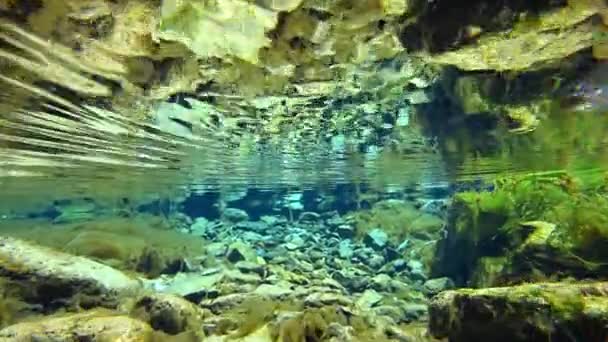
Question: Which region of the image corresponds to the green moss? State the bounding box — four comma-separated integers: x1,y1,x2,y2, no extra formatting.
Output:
348,200,443,244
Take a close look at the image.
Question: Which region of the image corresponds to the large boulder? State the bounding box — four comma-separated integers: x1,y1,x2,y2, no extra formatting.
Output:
429,281,608,342
0,237,140,311
431,176,608,287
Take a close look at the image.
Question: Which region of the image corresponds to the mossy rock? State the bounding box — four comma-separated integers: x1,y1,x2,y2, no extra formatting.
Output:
433,174,608,286
429,281,608,342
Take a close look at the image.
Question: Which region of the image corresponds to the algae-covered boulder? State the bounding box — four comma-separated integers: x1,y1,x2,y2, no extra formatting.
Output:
429,281,608,342
0,236,140,311
432,173,608,287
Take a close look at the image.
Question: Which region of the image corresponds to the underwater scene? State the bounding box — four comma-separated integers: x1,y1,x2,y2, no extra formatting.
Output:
1,0,608,341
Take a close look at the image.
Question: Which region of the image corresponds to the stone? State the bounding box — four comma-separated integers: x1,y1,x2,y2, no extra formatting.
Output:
384,247,400,261
338,240,354,259
402,303,428,322
0,237,140,310
235,261,266,277
201,293,258,314
304,292,353,308
364,229,389,250
227,241,257,263
366,254,386,269
336,224,355,239
283,236,306,252
224,269,262,284
326,215,345,227
356,289,384,310
423,277,455,296
298,211,321,222
260,215,287,226
206,242,228,257
235,220,269,232
374,305,405,321
223,208,250,223
132,293,205,335
393,259,408,272
253,283,294,299
429,282,608,342
0,311,154,341
407,260,427,281
145,272,223,298
190,217,209,236
371,274,393,292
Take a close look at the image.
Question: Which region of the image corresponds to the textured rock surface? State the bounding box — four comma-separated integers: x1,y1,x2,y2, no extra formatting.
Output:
0,311,154,341
0,236,140,309
429,282,608,342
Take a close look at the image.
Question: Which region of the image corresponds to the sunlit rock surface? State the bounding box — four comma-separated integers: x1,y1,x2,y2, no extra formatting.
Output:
0,311,155,341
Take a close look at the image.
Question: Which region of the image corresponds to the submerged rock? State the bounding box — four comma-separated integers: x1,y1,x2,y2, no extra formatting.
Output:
0,237,140,310
0,311,154,341
423,277,455,296
223,208,250,223
132,293,205,336
429,281,608,342
364,229,389,250
226,241,257,263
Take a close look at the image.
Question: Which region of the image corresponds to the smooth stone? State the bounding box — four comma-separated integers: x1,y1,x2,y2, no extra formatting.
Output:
374,305,405,322
371,274,393,292
226,241,257,263
206,242,228,257
284,243,300,251
336,224,355,239
235,261,266,277
407,260,428,281
285,234,306,248
235,221,268,232
145,272,223,297
224,269,262,284
298,260,314,272
253,283,294,299
356,289,384,309
338,240,354,259
241,231,266,243
0,237,140,309
223,208,250,223
299,211,321,221
423,277,455,295
402,303,428,322
260,215,287,226
366,254,386,269
384,247,400,261
393,259,408,272
304,292,352,307
364,229,389,250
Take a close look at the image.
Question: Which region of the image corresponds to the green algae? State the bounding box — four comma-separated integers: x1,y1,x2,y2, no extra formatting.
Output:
433,172,608,287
